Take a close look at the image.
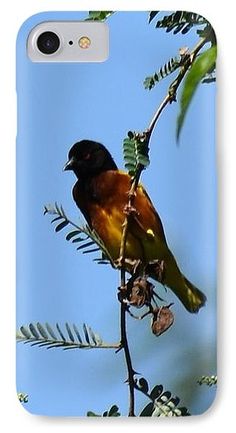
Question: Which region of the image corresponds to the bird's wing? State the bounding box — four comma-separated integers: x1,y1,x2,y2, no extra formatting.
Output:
72,170,169,261
128,183,170,260
134,185,167,241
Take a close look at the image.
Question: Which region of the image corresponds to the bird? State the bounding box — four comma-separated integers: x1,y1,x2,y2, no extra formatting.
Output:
64,139,206,313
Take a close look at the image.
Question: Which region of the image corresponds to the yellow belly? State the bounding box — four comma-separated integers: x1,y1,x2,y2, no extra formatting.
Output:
92,207,167,263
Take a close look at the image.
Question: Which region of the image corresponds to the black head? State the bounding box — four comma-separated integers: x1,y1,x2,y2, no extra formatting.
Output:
63,140,118,179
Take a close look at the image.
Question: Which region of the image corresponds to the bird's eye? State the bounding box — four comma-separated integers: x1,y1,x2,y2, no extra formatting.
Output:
83,153,91,160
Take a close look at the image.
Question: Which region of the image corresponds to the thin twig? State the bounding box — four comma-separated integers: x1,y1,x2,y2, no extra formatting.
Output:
119,35,209,265
118,34,209,417
17,336,120,350
120,302,136,416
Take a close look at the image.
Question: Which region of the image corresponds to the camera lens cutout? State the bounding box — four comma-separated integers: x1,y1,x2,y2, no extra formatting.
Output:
37,31,60,55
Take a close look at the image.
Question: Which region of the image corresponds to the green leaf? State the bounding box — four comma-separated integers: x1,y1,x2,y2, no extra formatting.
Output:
123,133,150,176
56,323,66,341
29,323,40,339
19,326,31,339
83,323,90,344
139,384,190,417
144,56,180,90
72,237,86,243
87,11,114,21
140,402,154,416
154,11,207,35
51,216,63,224
87,405,120,417
198,375,217,386
44,202,114,266
127,130,134,139
138,377,149,394
36,323,48,339
149,11,159,23
150,384,163,400
66,230,82,241
76,241,95,251
83,247,100,254
87,411,101,417
18,392,28,403
55,220,69,232
72,324,82,343
177,45,217,140
66,323,75,342
45,323,57,340
108,405,120,416
88,326,98,345
17,322,118,351
137,154,150,167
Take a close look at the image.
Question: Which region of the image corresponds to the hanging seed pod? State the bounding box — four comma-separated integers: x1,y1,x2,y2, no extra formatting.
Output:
128,277,154,308
151,305,174,336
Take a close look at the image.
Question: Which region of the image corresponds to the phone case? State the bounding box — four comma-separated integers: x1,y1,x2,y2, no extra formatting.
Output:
16,11,217,417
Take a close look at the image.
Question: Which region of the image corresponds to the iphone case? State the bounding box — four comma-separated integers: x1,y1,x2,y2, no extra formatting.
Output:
16,11,217,416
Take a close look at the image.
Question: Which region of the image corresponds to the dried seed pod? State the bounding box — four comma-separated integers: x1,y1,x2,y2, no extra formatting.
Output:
145,259,166,284
151,305,174,336
128,277,154,308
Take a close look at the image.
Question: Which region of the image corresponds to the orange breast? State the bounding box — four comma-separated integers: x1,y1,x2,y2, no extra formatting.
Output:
73,170,169,262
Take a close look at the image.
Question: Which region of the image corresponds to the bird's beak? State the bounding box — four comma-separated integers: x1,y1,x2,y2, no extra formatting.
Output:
63,156,76,171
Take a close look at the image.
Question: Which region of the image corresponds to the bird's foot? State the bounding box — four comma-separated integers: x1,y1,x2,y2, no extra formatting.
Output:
146,259,166,284
124,258,142,276
114,257,141,274
127,189,136,201
123,203,139,217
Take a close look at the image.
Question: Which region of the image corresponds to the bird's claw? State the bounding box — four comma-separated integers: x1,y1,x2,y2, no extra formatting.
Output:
123,203,138,216
146,259,166,284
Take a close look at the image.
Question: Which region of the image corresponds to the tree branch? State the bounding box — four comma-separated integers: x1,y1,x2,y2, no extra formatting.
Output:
117,34,209,417
119,35,209,265
120,302,135,416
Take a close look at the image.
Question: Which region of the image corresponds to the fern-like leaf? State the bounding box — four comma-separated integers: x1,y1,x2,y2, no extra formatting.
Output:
150,11,207,35
198,375,217,386
87,382,190,417
86,11,114,21
144,56,180,90
148,11,159,23
17,392,28,403
137,379,190,416
44,203,115,265
87,404,121,417
123,131,150,176
17,322,120,351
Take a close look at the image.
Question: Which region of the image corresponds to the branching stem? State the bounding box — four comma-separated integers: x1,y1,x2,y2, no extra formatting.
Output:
118,34,209,417
120,302,136,416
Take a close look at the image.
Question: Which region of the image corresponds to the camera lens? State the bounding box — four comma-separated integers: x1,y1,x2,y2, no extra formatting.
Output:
37,31,60,55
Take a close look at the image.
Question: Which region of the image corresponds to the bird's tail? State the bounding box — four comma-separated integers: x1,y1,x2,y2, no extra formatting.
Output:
178,275,207,313
151,253,207,313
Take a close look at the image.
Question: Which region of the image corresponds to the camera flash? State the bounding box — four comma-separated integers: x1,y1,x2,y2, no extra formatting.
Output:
78,36,91,49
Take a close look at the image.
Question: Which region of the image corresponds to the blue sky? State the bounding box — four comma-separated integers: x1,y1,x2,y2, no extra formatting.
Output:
16,11,216,416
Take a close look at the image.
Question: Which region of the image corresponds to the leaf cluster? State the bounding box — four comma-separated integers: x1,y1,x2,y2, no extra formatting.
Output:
144,55,181,90
44,203,113,265
149,11,207,35
16,322,119,350
17,392,28,403
87,405,120,417
146,11,217,139
198,375,217,386
87,379,190,417
123,131,150,176
86,11,114,21
137,379,190,417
